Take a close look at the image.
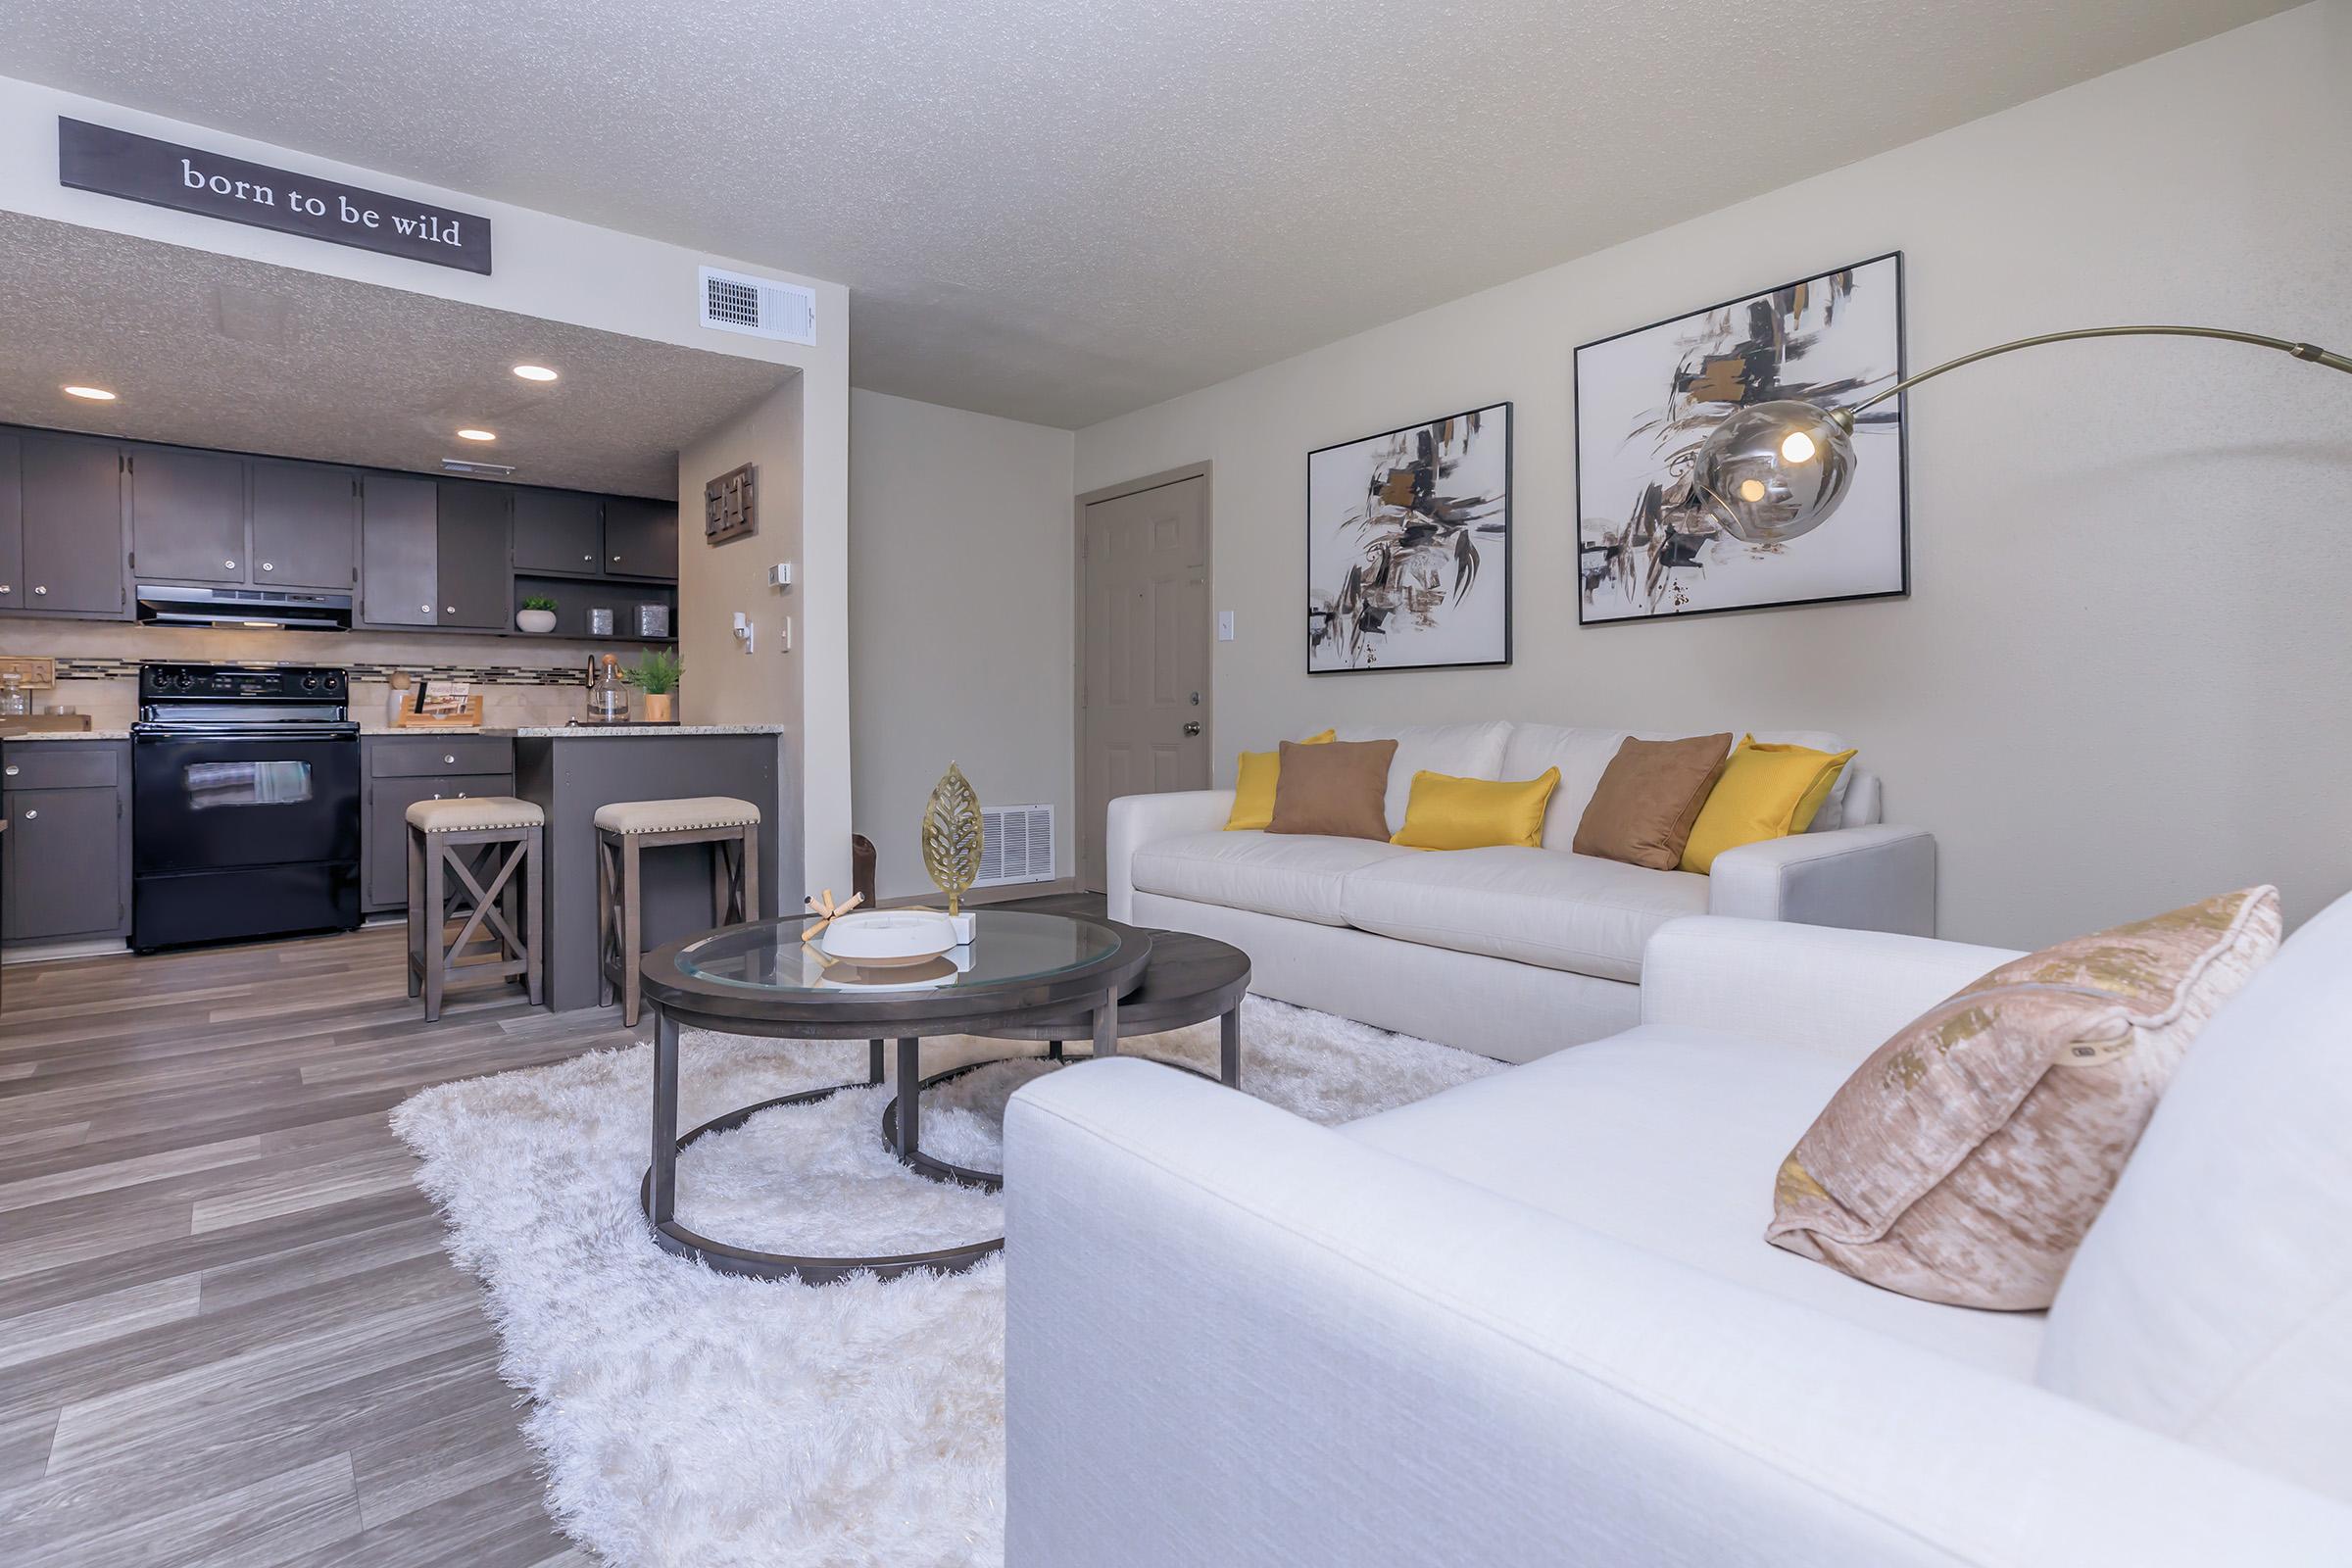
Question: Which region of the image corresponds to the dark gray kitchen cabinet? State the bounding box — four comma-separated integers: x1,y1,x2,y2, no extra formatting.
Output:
359,473,438,628
602,496,678,580
360,735,517,911
2,742,130,945
0,429,21,610
250,460,359,591
127,444,248,584
17,431,127,616
513,488,604,576
435,482,513,629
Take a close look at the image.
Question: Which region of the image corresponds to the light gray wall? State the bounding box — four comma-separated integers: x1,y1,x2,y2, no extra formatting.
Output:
849,389,1077,899
1073,4,2352,949
681,378,808,909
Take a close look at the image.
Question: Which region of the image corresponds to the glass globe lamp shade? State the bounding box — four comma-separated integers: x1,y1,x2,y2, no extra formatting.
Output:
1690,400,1857,544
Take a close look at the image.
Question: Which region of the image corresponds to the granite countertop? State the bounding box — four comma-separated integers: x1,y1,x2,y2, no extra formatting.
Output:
2,728,134,742
510,724,786,738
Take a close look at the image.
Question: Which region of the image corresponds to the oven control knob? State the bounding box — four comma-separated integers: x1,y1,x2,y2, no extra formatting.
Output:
301,672,319,690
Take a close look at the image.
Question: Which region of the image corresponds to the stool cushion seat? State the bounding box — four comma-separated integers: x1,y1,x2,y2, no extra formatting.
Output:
595,796,762,835
406,796,545,833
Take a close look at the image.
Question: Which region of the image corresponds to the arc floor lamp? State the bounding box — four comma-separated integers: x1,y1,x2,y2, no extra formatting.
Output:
1691,326,2352,544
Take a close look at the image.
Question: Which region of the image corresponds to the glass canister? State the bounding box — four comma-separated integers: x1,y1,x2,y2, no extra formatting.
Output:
0,672,27,719
587,654,630,724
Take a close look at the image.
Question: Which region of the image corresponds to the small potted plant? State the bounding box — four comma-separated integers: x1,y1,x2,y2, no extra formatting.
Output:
630,648,680,723
516,595,558,634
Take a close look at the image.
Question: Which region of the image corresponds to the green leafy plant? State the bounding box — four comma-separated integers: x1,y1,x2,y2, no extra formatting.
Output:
629,647,681,694
520,594,558,612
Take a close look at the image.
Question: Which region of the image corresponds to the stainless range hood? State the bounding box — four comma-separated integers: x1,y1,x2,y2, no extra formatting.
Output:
136,583,353,631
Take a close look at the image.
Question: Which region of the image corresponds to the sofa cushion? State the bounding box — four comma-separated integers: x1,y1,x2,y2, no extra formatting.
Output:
1334,721,1513,833
2038,888,2352,1504
1342,1025,2048,1379
1573,733,1733,870
1338,846,1707,984
1130,829,1417,927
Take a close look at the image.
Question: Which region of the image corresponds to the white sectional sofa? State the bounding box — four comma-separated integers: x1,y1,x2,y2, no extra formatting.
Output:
1004,897,2352,1566
1108,720,1935,1060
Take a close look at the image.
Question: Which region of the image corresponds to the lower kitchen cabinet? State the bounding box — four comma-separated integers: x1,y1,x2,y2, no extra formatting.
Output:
360,736,518,912
2,741,131,945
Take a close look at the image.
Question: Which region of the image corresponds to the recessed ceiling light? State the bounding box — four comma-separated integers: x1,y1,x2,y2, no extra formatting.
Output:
63,384,117,401
512,364,559,382
456,428,498,442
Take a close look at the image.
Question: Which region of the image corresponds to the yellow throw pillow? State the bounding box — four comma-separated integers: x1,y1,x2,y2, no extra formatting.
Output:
1225,729,1336,829
1680,736,1857,873
1390,768,1561,851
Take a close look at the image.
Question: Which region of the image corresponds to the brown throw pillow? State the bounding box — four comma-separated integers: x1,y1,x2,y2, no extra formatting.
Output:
1265,738,1397,841
1571,734,1733,869
1768,886,2281,1309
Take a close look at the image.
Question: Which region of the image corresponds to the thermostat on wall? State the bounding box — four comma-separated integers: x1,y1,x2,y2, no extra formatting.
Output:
768,562,793,589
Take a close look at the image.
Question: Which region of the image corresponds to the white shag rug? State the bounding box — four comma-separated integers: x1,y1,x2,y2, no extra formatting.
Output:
393,995,1500,1567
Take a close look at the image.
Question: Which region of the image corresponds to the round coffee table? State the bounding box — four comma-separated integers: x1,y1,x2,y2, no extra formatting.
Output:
634,910,1247,1284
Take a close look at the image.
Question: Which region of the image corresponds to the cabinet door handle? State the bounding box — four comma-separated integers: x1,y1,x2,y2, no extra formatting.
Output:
420,604,432,614
582,554,593,562
445,606,456,614
21,808,35,820
3,765,18,777
612,555,620,564
261,562,275,572
443,755,457,764
33,586,47,596
0,585,12,594
224,560,237,570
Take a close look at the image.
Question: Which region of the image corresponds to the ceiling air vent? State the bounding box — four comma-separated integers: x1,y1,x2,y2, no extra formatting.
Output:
699,267,817,345
442,458,517,476
975,805,1056,888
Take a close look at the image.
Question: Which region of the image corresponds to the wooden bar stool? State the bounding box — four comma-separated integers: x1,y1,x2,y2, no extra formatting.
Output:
406,797,545,1022
596,796,761,1025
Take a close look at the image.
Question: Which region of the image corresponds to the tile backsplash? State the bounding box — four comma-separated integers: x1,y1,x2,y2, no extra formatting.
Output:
3,620,673,729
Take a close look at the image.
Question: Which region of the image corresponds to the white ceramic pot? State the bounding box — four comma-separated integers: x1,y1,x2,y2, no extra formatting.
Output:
516,609,558,634
819,910,957,966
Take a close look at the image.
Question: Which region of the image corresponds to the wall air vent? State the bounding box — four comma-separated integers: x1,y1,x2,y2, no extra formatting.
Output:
699,267,817,345
441,458,518,476
975,805,1056,888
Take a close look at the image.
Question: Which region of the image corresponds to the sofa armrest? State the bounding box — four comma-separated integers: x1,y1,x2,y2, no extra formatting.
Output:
1642,915,2024,1065
1708,823,1937,936
1105,788,1234,921
1004,1060,2352,1568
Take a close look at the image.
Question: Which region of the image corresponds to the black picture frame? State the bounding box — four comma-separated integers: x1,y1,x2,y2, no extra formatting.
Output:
1305,400,1513,676
1573,250,1910,626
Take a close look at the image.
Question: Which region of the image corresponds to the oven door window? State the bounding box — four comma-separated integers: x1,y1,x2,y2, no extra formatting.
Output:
184,760,315,809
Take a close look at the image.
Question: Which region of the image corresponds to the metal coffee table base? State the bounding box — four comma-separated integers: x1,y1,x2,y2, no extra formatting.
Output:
641,998,1126,1285
640,994,1245,1285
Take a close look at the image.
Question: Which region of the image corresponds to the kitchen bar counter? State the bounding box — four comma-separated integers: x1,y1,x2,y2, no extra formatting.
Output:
3,729,134,741
512,727,792,1012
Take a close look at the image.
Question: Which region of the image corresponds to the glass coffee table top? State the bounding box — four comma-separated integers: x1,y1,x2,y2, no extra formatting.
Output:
674,909,1125,997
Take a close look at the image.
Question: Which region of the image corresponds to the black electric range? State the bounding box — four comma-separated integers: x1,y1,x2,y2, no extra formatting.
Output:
130,662,361,952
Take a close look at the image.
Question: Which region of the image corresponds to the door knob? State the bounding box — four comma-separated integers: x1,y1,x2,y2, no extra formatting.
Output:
1183,721,1202,737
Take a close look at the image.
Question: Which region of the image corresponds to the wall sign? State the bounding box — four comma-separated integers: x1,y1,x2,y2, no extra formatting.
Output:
705,464,759,545
57,118,493,275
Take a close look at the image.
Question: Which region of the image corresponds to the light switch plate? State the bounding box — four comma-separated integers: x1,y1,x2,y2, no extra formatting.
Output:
1216,611,1235,642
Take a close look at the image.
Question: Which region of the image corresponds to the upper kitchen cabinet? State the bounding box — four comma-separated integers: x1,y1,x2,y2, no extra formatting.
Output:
359,472,438,628
433,481,513,630
0,430,21,611
602,496,678,581
513,487,604,577
127,444,248,585
16,430,128,617
250,460,359,591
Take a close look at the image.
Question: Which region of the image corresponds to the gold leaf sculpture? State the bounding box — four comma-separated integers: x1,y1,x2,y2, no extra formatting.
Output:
921,761,985,916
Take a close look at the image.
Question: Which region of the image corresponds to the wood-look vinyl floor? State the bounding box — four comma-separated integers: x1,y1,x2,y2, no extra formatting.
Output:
0,925,627,1567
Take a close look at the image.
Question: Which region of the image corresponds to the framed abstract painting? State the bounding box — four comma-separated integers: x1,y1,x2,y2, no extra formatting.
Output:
1575,252,1908,624
1307,401,1511,673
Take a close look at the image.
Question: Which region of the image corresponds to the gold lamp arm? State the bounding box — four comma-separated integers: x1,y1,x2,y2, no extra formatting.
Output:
1832,325,2352,431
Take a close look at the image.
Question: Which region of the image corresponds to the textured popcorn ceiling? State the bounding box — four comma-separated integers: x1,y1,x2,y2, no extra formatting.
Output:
0,212,792,494
1,0,2293,427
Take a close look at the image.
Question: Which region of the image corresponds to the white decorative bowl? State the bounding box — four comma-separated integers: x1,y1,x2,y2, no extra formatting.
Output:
516,608,558,633
819,910,956,967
